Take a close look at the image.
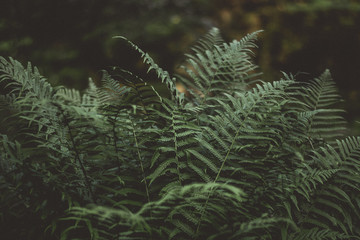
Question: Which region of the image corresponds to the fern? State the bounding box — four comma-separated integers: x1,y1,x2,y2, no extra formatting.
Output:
1,28,359,240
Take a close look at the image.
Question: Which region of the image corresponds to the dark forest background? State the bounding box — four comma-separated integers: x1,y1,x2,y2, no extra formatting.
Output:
1,0,359,131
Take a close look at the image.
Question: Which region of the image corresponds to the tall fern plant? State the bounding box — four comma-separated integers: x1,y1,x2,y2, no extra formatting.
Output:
0,28,359,240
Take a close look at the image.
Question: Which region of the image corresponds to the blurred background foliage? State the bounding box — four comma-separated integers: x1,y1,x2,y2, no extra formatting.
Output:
1,0,359,129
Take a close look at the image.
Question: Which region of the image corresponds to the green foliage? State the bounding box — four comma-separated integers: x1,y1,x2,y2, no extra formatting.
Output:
1,28,359,240
286,0,360,12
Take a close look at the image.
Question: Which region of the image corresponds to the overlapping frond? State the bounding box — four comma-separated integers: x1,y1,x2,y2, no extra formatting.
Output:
148,99,201,192
113,36,183,104
189,27,225,56
297,137,360,234
98,68,163,111
0,56,55,100
176,29,262,105
189,80,294,183
298,70,347,143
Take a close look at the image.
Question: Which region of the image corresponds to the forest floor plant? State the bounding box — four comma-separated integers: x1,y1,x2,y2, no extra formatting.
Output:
1,28,359,240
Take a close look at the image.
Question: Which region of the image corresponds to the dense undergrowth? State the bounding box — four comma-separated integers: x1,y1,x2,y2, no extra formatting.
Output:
1,28,359,240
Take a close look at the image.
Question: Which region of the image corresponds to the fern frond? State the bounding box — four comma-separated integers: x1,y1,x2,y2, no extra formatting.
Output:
300,70,347,143
294,168,339,202
189,27,225,57
63,205,149,240
291,227,360,240
228,217,296,240
113,36,183,104
0,57,55,100
177,29,262,105
141,182,246,239
148,99,201,194
192,80,294,182
104,68,163,110
290,137,360,235
97,70,132,104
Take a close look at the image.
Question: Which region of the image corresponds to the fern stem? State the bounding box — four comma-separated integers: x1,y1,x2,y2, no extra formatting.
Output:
130,119,151,204
305,79,323,137
194,126,242,238
171,111,183,186
195,96,258,237
200,80,212,106
111,108,122,172
61,111,95,203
